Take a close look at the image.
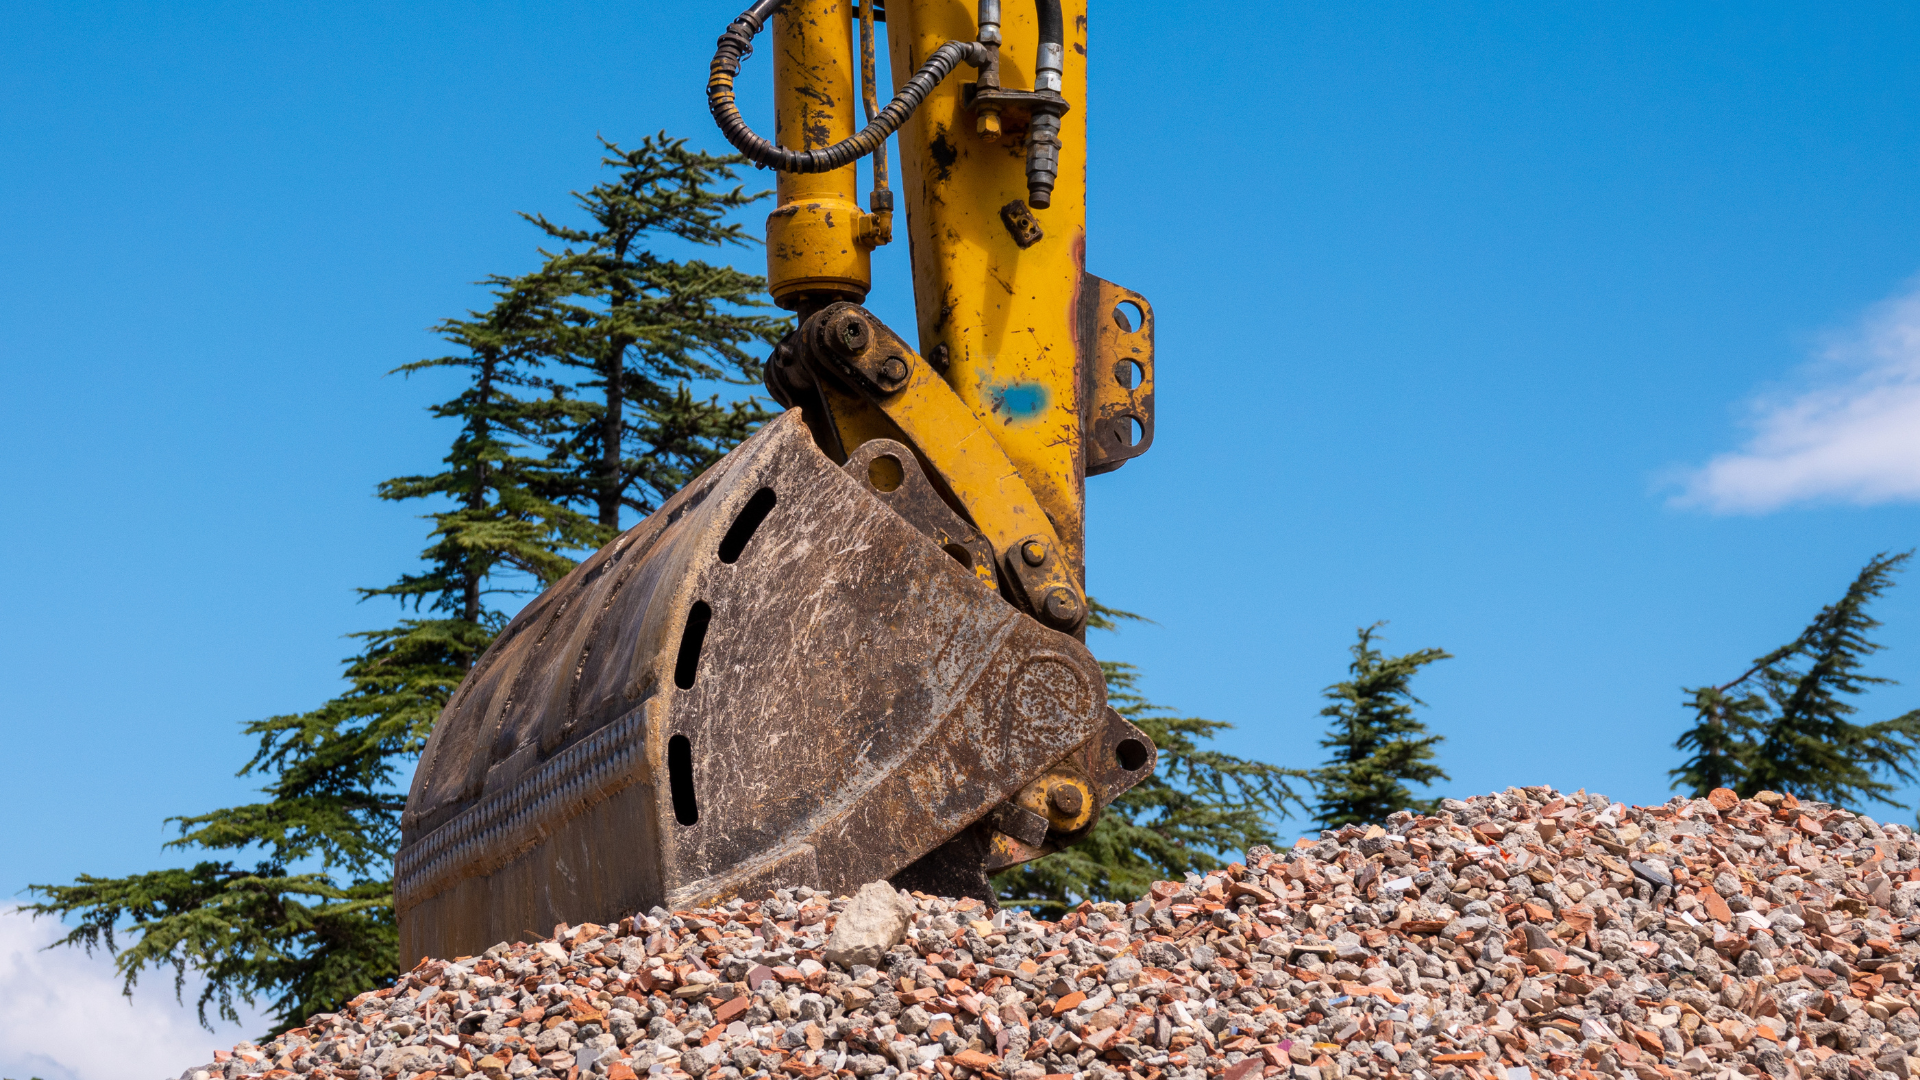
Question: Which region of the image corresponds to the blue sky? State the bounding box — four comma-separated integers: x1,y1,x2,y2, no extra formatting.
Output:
4,2,1920,1065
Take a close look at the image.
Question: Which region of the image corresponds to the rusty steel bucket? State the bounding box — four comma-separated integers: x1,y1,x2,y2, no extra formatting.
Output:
395,409,1155,963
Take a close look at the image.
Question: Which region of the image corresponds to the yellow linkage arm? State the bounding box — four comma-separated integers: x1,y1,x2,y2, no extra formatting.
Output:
797,303,1086,634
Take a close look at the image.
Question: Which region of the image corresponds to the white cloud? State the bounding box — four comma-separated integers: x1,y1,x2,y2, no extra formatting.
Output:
1673,277,1920,513
0,907,265,1080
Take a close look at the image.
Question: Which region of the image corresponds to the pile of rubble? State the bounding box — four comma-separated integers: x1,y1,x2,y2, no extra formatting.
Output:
177,786,1920,1080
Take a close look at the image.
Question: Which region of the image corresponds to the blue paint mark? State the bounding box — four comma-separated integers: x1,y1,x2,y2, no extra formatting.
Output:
993,382,1049,421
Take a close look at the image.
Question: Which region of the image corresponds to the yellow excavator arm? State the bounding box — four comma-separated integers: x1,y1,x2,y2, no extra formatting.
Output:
396,0,1158,962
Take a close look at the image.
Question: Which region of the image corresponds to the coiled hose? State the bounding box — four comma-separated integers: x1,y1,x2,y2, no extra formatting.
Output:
708,0,989,173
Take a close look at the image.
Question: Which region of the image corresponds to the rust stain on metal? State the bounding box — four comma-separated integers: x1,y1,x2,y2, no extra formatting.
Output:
1000,200,1044,249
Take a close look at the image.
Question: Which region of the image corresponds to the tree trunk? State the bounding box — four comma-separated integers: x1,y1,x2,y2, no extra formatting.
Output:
464,352,497,641
600,340,624,529
600,242,636,529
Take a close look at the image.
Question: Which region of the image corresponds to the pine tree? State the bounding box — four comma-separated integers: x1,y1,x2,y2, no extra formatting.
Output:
993,603,1311,913
1672,551,1920,809
26,140,783,1033
1310,624,1451,831
519,135,786,527
367,280,605,618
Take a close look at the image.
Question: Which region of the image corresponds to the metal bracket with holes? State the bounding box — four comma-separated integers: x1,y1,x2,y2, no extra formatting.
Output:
841,438,998,591
1079,274,1156,476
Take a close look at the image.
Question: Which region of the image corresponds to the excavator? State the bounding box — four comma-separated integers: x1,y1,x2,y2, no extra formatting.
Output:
396,0,1160,964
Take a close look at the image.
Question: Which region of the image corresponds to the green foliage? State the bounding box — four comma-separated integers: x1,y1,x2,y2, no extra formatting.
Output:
1310,624,1451,830
369,280,608,618
1672,551,1920,810
519,134,785,527
26,135,782,1034
994,602,1310,913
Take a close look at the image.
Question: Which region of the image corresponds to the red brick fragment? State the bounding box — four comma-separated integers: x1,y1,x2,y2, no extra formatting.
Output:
1527,948,1573,973
952,1048,1001,1072
1223,1058,1263,1080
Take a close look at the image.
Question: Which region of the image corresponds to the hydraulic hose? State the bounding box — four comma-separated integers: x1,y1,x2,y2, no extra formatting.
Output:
709,0,990,174
1032,0,1064,89
1025,0,1066,206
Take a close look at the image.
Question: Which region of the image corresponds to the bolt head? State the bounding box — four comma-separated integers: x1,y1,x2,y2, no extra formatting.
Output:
1020,539,1048,566
879,355,909,384
1042,587,1080,624
824,312,871,357
1048,785,1085,817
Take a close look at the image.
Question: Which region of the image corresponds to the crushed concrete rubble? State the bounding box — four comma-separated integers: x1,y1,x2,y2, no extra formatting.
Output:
177,786,1920,1080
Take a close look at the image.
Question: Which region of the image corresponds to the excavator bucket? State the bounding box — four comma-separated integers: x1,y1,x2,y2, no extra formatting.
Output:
396,410,1155,963
399,0,1165,961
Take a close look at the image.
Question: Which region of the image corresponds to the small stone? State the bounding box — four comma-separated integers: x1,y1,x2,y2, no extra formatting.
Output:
1631,860,1673,890
898,1004,932,1035
822,880,914,969
681,1042,723,1076
1707,788,1739,811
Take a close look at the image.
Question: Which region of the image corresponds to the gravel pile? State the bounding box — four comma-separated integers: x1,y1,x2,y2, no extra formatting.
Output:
177,785,1920,1080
